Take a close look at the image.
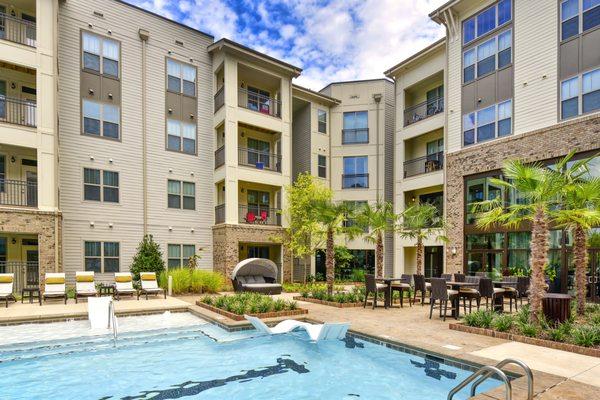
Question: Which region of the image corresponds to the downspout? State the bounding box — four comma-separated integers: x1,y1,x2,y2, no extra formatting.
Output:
139,29,149,235
373,93,382,200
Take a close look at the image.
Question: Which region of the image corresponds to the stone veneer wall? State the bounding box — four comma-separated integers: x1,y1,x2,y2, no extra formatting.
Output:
445,114,600,273
0,209,63,283
212,224,292,282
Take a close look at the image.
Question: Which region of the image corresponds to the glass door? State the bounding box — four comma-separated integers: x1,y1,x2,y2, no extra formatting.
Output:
588,250,600,303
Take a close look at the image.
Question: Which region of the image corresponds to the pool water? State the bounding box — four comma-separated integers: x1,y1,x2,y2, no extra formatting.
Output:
0,314,499,399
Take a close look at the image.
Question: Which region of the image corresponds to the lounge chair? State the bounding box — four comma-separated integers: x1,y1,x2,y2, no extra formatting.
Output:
0,273,16,308
114,272,137,300
245,315,350,342
231,258,282,295
138,272,166,300
42,273,68,305
75,271,98,303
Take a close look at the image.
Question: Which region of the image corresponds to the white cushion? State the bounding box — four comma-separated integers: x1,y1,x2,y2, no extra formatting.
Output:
391,283,410,288
376,283,387,289
493,288,505,294
44,273,66,294
0,273,13,296
243,283,282,289
425,282,431,288
447,289,459,296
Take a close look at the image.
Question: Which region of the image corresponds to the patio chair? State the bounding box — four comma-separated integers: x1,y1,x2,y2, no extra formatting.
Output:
42,273,68,305
390,274,412,307
501,276,519,312
138,272,166,300
479,277,504,311
429,278,458,321
440,273,452,282
75,271,98,303
363,274,387,309
245,211,257,224
231,258,282,294
0,273,16,308
459,276,481,314
453,273,466,282
412,274,430,306
260,210,268,224
516,276,530,306
475,272,488,277
114,272,137,300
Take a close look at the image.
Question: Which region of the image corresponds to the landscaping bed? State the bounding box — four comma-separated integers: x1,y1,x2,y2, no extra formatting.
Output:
197,293,307,321
293,296,363,308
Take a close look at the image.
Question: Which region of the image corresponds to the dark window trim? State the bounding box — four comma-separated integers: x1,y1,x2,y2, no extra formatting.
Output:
82,167,120,204
84,240,121,273
80,29,122,80
462,0,513,46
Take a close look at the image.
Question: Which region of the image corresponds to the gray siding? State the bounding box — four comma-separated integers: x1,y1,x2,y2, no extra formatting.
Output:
292,103,311,180
384,81,395,277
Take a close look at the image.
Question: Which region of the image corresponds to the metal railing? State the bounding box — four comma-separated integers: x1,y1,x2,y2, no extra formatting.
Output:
215,204,225,224
214,145,225,168
0,96,37,127
470,358,533,400
0,261,39,294
214,86,224,112
108,300,118,347
239,204,281,226
342,173,369,189
238,147,282,172
238,87,281,118
404,96,444,127
0,12,36,47
0,178,38,207
403,151,444,178
342,128,369,144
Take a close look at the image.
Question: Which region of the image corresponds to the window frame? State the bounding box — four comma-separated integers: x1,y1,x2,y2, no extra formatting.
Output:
462,99,513,147
463,28,512,84
83,167,120,203
82,99,121,140
317,109,327,134
166,58,197,97
342,111,369,144
560,67,600,120
342,156,369,189
560,0,600,42
81,30,121,79
166,119,197,155
84,240,120,273
462,0,512,45
167,179,196,210
317,154,327,179
167,243,196,269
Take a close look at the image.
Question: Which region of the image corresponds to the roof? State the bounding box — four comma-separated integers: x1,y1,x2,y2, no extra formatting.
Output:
208,38,302,77
319,78,394,93
384,38,445,77
292,84,341,105
428,0,461,20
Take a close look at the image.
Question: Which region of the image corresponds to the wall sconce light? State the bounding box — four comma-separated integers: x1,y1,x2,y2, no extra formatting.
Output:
109,158,113,163
190,228,195,233
451,246,457,256
108,223,113,228
241,188,245,193
411,196,416,203
10,156,16,163
169,168,173,173
90,155,94,161
90,221,95,227
168,226,173,231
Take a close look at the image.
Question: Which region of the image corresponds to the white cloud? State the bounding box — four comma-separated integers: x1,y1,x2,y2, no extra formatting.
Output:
181,0,238,40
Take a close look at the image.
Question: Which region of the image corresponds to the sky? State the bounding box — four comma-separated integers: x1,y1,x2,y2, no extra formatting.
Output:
125,0,447,90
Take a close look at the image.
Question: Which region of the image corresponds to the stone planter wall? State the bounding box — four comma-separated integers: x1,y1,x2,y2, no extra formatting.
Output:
197,301,308,321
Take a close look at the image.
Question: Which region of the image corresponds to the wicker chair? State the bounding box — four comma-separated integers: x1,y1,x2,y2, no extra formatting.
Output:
501,276,519,312
429,278,458,321
440,273,453,282
517,276,530,305
391,274,413,307
364,274,387,309
479,277,504,311
459,276,481,314
453,273,466,282
413,274,430,306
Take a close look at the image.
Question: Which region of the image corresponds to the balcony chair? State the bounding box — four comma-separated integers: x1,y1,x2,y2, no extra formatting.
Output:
245,211,257,224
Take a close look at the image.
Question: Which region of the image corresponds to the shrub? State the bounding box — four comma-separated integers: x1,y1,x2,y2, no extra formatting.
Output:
547,328,566,342
518,322,538,337
515,304,530,325
571,326,600,347
492,314,514,332
130,235,165,280
159,269,225,294
463,310,494,329
200,292,298,315
350,269,365,283
193,270,224,293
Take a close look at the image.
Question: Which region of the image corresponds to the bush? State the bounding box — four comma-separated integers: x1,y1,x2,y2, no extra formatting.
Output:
200,292,298,315
518,322,538,337
130,235,165,281
350,269,365,283
571,326,600,347
463,310,494,329
492,314,514,332
161,269,225,294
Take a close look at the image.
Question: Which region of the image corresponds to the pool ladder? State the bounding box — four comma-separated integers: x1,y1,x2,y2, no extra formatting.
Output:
107,301,118,347
447,358,533,400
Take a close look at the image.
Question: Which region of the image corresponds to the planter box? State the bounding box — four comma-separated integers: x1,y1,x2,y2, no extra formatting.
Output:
449,322,600,358
197,301,308,321
293,296,363,308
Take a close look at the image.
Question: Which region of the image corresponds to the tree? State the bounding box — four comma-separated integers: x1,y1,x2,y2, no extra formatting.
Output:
355,201,397,278
397,203,447,276
473,159,565,323
130,234,166,280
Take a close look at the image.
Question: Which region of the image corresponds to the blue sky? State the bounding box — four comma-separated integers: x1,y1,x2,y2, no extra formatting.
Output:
125,0,447,90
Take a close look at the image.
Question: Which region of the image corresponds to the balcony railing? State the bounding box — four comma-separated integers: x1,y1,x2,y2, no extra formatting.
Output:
215,204,225,224
0,12,36,47
342,128,369,144
238,88,281,118
342,173,369,189
238,147,282,173
0,177,37,207
215,145,225,169
0,96,36,127
404,96,444,127
0,261,39,293
404,151,444,178
214,86,224,112
239,204,281,226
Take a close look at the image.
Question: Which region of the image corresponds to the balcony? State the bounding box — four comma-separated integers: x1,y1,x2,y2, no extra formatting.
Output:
0,12,36,47
0,260,39,293
214,86,224,112
342,173,369,189
0,96,36,127
215,204,225,224
238,147,281,173
0,178,37,207
342,128,369,144
238,88,281,118
404,152,444,178
404,97,444,127
214,145,225,169
239,204,281,226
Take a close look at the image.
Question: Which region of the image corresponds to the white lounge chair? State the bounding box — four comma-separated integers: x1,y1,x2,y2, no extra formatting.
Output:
114,272,137,300
139,272,166,300
75,271,98,303
43,273,67,305
245,315,349,342
0,273,16,308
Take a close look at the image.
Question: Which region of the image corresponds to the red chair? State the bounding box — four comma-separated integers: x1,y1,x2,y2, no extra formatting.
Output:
260,210,268,224
245,211,256,224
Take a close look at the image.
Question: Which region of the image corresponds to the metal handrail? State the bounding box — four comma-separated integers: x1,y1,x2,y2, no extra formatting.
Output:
471,358,533,399
107,301,118,347
448,365,512,400
404,96,444,127
238,87,281,118
0,12,37,47
214,86,224,112
214,145,225,168
0,96,37,127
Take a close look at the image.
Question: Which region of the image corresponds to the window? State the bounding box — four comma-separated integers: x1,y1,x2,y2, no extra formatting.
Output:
426,139,444,156
168,244,195,269
318,109,327,134
342,111,368,144
82,31,119,78
168,180,195,210
83,100,120,139
561,77,579,118
561,68,600,119
318,155,327,178
583,68,600,113
84,241,119,273
247,190,271,221
464,29,512,83
561,0,600,41
343,200,368,229
343,156,368,188
463,0,511,44
83,168,119,203
167,119,196,154
463,100,512,146
247,86,271,113
167,59,196,96
247,138,271,168
465,175,504,224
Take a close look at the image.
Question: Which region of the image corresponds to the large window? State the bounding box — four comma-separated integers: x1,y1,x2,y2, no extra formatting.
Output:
561,68,600,119
84,241,119,273
167,119,196,154
463,100,512,146
342,111,368,144
318,109,327,134
561,0,600,41
318,154,327,179
247,138,271,168
83,168,119,203
83,100,120,139
82,31,120,78
465,175,504,224
247,86,271,113
167,58,196,97
167,244,195,269
463,29,511,83
343,200,368,230
463,0,512,44
343,156,368,188
168,180,195,210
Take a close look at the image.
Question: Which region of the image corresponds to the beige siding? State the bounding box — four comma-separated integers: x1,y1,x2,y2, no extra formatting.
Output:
291,102,311,180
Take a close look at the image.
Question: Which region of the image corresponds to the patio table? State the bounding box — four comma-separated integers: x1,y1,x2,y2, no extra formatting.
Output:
376,278,404,308
445,281,478,318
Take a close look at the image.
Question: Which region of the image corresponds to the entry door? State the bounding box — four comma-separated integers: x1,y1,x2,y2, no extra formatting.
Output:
424,246,443,278
21,244,39,286
588,250,600,303
20,84,36,126
21,164,37,207
248,246,269,260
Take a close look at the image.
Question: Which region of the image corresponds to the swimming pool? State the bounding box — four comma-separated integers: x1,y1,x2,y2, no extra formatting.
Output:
0,313,500,399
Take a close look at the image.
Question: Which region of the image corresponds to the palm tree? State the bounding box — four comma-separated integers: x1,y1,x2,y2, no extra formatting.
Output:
473,159,565,323
397,203,447,276
355,201,397,278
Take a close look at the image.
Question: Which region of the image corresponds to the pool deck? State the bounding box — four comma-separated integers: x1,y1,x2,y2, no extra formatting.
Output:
2,294,598,399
